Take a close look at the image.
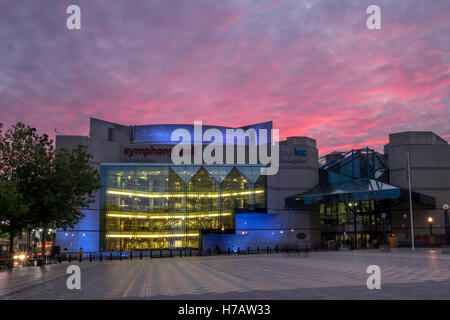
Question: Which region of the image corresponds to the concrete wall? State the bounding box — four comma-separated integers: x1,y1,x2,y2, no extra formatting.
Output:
266,137,320,245
385,132,450,237
89,118,129,144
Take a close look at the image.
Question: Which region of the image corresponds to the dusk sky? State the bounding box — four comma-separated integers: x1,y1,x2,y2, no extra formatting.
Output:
0,0,449,154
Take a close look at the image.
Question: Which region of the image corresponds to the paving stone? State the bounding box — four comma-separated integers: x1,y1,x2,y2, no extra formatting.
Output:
0,249,448,299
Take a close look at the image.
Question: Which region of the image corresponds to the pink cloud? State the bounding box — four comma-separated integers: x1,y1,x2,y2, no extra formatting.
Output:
0,0,448,154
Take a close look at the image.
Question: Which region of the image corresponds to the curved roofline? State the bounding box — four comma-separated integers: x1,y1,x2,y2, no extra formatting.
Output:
130,120,272,129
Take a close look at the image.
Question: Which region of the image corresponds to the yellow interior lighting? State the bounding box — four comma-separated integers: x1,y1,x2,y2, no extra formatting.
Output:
106,233,199,239
106,189,264,199
107,213,147,219
106,212,232,219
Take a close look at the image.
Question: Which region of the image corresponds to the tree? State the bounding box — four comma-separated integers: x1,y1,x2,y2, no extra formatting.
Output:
0,122,100,261
1,122,55,259
28,145,101,255
0,122,54,180
0,177,29,265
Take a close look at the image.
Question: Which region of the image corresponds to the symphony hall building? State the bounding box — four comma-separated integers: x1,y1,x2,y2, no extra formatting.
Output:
55,118,450,253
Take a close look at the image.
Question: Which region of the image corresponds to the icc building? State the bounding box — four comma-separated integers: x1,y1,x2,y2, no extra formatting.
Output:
55,118,450,253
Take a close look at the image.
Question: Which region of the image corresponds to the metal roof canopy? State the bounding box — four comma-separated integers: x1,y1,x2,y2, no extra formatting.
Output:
286,179,435,207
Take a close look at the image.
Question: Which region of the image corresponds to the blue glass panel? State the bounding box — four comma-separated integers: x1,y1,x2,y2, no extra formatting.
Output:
170,165,201,183
204,165,233,183
341,154,361,178
130,122,272,145
236,166,262,184
328,171,352,184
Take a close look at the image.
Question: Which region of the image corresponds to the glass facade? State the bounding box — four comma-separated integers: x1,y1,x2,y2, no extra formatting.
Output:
319,201,380,225
100,164,266,251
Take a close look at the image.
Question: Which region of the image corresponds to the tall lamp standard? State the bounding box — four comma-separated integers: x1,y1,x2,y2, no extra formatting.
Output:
407,152,415,252
381,212,387,246
402,214,407,246
443,204,449,245
427,217,434,236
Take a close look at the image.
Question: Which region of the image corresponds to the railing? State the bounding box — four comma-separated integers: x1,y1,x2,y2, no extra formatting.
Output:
1,245,310,269
397,239,449,248
0,257,10,270
56,245,312,263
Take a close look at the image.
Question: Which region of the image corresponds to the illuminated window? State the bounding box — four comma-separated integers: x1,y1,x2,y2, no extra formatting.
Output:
101,165,266,251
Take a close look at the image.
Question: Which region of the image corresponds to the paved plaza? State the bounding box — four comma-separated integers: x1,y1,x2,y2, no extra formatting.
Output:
1,249,449,300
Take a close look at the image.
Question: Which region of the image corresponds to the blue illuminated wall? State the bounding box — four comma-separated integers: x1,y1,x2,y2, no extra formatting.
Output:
202,213,310,251
55,208,99,253
130,122,273,145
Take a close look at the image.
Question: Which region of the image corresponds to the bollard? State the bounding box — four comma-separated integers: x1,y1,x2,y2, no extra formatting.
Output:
100,252,103,261
190,249,192,257
68,254,71,263
89,253,92,262
170,249,173,257
237,247,240,254
267,246,269,253
110,252,113,260
120,251,122,261
247,246,250,254
130,251,133,260
150,250,153,259
228,247,230,255
140,250,143,260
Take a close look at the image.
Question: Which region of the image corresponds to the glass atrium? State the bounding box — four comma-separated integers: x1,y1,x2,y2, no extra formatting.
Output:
100,164,266,251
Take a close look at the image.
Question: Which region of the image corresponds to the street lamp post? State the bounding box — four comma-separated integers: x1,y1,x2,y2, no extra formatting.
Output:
427,217,433,236
381,212,387,246
444,204,449,246
402,213,407,247
407,152,415,252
